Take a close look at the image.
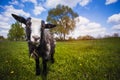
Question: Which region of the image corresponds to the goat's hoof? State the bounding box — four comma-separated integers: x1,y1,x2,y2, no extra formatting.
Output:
36,70,41,75
36,72,40,75
51,59,55,64
43,70,47,76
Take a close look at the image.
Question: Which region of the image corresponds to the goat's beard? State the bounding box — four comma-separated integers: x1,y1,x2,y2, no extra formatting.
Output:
30,44,39,59
31,50,38,59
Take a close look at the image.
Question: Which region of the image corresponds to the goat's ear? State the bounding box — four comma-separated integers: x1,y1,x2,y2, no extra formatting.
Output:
45,24,56,28
11,14,26,24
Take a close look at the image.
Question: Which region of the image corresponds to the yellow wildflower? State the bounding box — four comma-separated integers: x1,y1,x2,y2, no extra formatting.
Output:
10,71,14,74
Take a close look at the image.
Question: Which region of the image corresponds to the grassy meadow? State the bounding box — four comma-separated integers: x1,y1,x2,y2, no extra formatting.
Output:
0,38,120,80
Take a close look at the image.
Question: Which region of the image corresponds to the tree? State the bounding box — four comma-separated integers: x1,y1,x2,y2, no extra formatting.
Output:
8,22,25,41
113,33,119,37
77,35,95,40
47,5,78,40
0,35,4,40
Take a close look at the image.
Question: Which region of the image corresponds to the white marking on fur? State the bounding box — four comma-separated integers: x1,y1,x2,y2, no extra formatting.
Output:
31,50,38,59
54,39,56,45
47,43,51,51
45,43,51,59
31,18,41,43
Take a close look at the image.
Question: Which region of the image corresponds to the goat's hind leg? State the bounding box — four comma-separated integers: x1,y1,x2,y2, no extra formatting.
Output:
42,58,47,76
51,52,55,63
35,58,41,75
50,48,55,63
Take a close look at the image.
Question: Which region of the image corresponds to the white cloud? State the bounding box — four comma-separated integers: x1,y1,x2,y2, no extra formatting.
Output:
0,15,9,22
0,14,11,36
75,16,89,25
22,0,45,15
0,5,30,38
45,0,91,8
79,0,91,7
69,16,107,38
22,0,37,5
105,0,118,5
33,5,46,15
108,13,120,33
112,24,120,30
9,0,18,5
0,30,9,38
4,5,30,17
9,0,24,8
0,22,10,29
107,13,120,24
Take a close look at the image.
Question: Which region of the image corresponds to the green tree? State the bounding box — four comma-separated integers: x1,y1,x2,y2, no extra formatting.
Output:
0,35,4,40
47,5,78,40
8,22,25,41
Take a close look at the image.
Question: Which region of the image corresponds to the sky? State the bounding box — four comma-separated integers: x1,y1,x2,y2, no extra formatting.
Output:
0,0,120,38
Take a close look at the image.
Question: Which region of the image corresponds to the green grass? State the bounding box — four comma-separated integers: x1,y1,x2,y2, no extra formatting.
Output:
0,38,120,80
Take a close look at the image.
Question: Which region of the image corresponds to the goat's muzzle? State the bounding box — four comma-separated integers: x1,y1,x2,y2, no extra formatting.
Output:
32,36,40,41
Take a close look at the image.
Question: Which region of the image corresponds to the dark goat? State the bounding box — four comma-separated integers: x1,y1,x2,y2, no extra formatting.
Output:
11,14,56,75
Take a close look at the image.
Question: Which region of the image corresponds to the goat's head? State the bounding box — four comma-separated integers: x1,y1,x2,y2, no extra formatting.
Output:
11,14,56,45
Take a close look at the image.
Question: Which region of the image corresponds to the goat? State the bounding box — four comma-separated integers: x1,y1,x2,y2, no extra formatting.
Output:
11,14,56,75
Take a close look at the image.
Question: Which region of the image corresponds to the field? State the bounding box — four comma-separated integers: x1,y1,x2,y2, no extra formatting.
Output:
0,38,120,80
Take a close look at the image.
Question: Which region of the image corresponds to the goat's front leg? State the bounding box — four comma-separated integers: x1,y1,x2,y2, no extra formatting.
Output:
35,58,40,75
42,58,47,75
50,46,55,63
51,52,55,63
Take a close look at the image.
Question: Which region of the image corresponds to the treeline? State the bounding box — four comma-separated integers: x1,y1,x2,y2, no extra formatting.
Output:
55,33,120,41
0,33,119,41
0,36,5,41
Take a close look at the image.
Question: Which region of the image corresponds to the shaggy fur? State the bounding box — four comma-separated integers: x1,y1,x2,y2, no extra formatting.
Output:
11,14,56,75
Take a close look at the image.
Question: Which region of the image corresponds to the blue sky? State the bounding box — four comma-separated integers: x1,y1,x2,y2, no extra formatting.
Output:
0,0,120,38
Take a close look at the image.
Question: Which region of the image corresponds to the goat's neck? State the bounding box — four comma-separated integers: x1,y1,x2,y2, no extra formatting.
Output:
40,28,45,44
